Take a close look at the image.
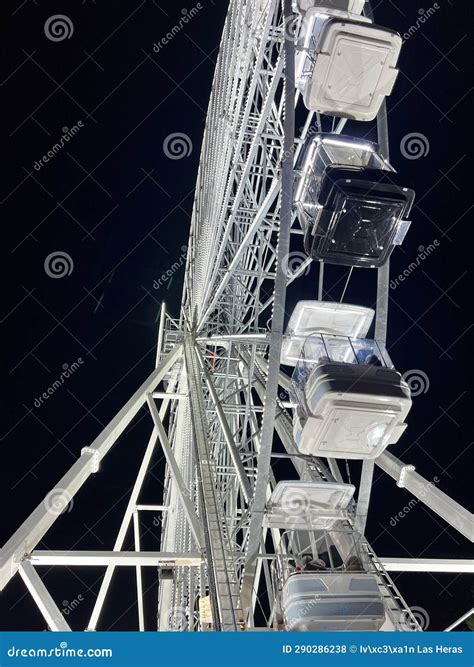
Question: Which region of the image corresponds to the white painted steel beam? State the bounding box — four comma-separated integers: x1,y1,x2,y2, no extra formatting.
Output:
88,364,181,631
146,394,204,548
376,451,474,542
19,561,71,631
195,342,252,503
381,558,474,573
0,344,182,591
133,511,145,631
444,608,473,631
241,0,295,616
30,551,203,567
184,335,241,631
88,426,161,631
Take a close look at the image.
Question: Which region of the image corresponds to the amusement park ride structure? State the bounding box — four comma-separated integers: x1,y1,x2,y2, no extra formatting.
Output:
1,0,473,633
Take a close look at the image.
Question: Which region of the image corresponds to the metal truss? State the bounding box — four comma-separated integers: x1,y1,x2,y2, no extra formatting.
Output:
1,0,472,633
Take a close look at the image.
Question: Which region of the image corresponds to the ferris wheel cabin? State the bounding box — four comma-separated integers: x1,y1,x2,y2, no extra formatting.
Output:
294,1,402,121
282,301,412,459
266,482,401,631
294,134,415,268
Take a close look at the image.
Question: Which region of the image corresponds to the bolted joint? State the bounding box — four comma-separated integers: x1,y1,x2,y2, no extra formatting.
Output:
81,447,100,473
397,463,415,488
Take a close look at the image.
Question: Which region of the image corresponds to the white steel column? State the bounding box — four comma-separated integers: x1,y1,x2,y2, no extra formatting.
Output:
30,552,202,566
380,558,474,573
376,451,474,542
133,510,145,631
19,561,71,632
444,609,473,631
0,345,182,592
241,0,295,617
88,364,182,631
146,394,204,548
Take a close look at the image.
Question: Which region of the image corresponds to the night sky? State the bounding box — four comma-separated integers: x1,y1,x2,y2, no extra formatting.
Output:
1,0,473,632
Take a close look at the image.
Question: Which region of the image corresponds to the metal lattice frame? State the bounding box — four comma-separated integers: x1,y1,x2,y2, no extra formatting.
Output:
1,0,472,633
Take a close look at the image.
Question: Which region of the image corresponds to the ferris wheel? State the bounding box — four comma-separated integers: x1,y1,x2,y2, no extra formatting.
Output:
0,0,472,634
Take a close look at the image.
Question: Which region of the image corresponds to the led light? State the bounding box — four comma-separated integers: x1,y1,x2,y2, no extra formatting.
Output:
322,138,375,152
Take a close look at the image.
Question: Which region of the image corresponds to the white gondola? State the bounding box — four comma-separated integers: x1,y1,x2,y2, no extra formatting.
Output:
295,7,402,120
295,134,415,268
272,525,389,631
282,300,375,366
265,480,356,530
286,298,412,459
282,572,386,631
298,361,412,459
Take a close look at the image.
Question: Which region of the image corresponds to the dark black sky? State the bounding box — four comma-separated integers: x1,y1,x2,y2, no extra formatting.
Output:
1,0,473,632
